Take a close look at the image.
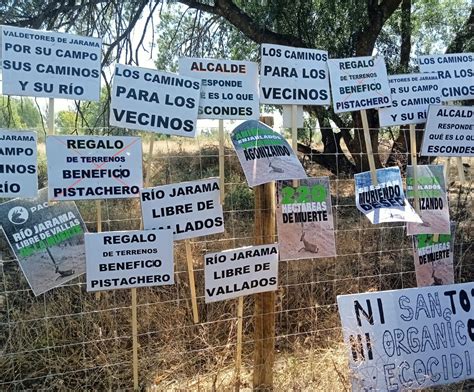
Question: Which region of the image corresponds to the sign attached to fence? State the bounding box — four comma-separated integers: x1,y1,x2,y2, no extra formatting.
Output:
260,44,330,106
231,120,306,187
355,167,422,224
378,73,441,127
420,105,473,157
337,282,474,391
406,165,450,236
46,135,143,201
327,56,391,113
276,178,336,260
0,129,37,198
412,232,454,287
140,178,224,240
178,57,259,120
0,188,86,296
110,64,201,137
0,25,102,100
417,53,474,100
204,244,279,303
85,229,174,292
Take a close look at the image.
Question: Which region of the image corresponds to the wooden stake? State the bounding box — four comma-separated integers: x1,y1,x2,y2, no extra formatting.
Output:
409,124,420,214
234,295,244,392
48,98,55,135
360,109,377,185
185,240,199,323
131,287,139,390
291,104,298,153
456,157,465,184
218,119,225,204
95,200,102,301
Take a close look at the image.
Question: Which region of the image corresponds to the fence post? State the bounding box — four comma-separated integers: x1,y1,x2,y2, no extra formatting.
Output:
253,116,276,391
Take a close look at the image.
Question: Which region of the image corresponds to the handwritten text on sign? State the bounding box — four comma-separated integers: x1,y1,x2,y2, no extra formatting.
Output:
1,25,102,100
327,56,392,113
140,178,224,240
204,244,278,303
110,64,201,137
0,130,37,198
179,57,259,120
260,44,330,105
85,229,174,291
337,282,474,391
46,136,143,201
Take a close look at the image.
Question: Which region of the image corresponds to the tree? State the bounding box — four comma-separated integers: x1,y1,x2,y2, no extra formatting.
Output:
0,96,42,130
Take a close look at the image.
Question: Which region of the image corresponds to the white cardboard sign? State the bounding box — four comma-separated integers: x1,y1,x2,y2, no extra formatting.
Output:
420,105,473,157
0,130,37,198
1,25,102,100
337,282,474,391
46,136,143,200
85,229,174,292
140,178,224,240
178,57,259,120
417,53,474,101
204,244,279,303
378,73,441,127
110,64,201,137
260,44,330,106
327,56,392,113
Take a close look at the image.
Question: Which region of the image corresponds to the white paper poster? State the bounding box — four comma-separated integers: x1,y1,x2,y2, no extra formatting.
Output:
337,282,474,391
85,229,174,292
110,64,201,137
260,44,330,106
46,135,143,200
420,105,473,157
1,25,102,100
179,57,259,120
327,56,392,113
0,129,37,198
140,178,224,240
204,244,279,303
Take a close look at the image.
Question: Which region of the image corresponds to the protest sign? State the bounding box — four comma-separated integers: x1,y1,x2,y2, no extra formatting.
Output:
85,229,174,292
327,56,391,113
0,188,86,296
204,244,278,303
141,178,224,240
406,165,450,235
378,73,441,127
337,282,473,391
110,64,201,137
231,120,306,187
178,57,259,120
260,44,330,106
420,105,473,157
46,135,143,201
276,178,336,260
0,130,37,198
355,167,422,224
412,232,454,287
1,25,101,100
417,53,474,100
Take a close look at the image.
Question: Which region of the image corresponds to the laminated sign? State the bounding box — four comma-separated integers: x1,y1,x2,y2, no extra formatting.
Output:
337,282,474,391
179,57,259,120
420,105,473,157
0,188,86,296
110,64,201,137
0,129,37,198
46,135,143,200
378,73,441,127
85,229,174,292
412,232,454,287
406,165,450,236
1,25,102,100
276,177,336,260
260,44,330,105
231,120,306,187
327,56,391,113
417,53,474,100
204,244,279,303
140,178,224,240
355,167,422,224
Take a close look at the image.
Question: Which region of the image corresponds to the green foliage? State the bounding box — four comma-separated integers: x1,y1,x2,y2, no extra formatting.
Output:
0,96,42,130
